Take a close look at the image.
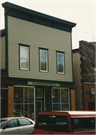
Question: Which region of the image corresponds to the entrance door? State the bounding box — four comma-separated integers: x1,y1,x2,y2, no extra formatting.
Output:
89,102,95,110
36,87,51,116
36,88,43,116
36,100,42,115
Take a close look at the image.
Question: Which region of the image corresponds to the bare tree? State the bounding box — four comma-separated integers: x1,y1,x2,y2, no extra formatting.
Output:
79,41,95,82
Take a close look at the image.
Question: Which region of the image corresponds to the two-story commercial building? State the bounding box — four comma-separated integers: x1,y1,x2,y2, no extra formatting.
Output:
1,2,76,120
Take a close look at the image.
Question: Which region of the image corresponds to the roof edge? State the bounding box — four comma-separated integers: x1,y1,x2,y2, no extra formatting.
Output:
2,2,76,28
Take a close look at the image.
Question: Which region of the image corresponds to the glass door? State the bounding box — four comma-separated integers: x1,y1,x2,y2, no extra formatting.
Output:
36,100,42,115
36,88,43,116
44,88,51,111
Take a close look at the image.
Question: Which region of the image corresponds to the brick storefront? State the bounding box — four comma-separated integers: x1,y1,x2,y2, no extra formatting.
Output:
8,86,14,117
73,41,95,110
83,83,95,110
71,89,76,110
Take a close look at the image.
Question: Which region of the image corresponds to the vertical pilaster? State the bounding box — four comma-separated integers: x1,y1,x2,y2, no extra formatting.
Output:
8,86,14,117
71,89,76,110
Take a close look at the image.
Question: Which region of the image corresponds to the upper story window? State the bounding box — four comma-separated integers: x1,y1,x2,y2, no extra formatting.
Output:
20,45,29,70
39,49,48,72
57,52,65,74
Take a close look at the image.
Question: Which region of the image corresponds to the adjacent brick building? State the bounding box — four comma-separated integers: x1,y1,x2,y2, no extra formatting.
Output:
73,40,95,110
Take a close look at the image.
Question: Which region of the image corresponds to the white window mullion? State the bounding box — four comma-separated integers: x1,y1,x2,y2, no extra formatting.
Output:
57,52,64,74
40,49,48,72
20,45,29,70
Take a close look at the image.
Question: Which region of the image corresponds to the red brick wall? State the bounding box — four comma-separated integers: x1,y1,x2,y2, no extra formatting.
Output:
8,86,14,117
83,83,95,110
71,89,76,110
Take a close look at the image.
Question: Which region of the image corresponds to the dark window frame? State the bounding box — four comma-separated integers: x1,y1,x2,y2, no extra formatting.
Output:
19,44,30,71
39,48,49,73
56,51,65,74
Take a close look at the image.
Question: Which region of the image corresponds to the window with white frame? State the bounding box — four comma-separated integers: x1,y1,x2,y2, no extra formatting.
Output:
14,87,34,120
57,52,64,74
52,88,69,111
20,45,29,70
39,49,48,72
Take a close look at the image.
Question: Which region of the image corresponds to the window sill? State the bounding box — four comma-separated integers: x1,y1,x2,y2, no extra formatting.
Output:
20,68,29,71
40,70,48,73
57,72,65,75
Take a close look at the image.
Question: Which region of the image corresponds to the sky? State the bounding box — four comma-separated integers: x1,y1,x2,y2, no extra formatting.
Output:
0,0,96,49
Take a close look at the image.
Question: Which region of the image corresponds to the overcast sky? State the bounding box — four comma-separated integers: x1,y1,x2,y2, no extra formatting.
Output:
0,0,96,49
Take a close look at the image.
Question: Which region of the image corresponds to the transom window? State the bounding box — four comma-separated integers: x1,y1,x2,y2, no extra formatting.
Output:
20,45,29,70
39,49,48,72
57,52,64,74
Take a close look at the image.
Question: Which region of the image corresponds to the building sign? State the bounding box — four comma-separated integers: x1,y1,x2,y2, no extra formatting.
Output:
28,81,60,86
91,88,95,95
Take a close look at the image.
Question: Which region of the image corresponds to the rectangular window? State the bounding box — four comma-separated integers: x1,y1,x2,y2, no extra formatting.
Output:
36,114,69,133
20,45,29,70
57,52,64,74
14,87,34,120
52,88,69,111
39,49,48,72
71,117,95,132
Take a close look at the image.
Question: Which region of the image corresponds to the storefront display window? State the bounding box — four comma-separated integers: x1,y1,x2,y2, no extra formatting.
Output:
61,89,68,103
52,89,60,103
14,87,34,120
52,88,69,111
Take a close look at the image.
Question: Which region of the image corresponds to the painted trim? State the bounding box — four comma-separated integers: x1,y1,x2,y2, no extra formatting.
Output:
56,51,65,75
8,76,75,83
2,2,76,32
5,8,8,75
48,49,49,73
38,48,40,72
70,32,74,82
8,77,75,88
19,43,30,71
